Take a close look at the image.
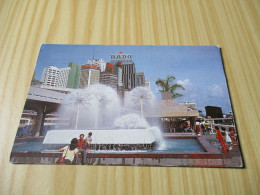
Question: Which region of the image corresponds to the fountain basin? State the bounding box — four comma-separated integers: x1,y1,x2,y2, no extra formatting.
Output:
43,127,162,150
10,136,225,167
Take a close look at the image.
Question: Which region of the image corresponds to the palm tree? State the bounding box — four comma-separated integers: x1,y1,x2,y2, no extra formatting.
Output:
155,76,185,99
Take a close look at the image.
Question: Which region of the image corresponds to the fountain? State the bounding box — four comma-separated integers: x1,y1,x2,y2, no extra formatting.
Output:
62,88,94,129
12,85,224,166
43,85,165,151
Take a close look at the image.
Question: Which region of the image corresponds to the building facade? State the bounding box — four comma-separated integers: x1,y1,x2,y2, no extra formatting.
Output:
121,62,136,90
145,79,151,90
66,62,80,89
79,65,100,88
57,67,70,88
105,63,114,74
87,59,106,72
110,52,134,89
136,72,145,87
41,66,60,87
99,72,118,90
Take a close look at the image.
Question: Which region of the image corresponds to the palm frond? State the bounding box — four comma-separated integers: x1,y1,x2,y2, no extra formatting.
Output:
155,79,166,90
170,84,185,92
172,93,183,98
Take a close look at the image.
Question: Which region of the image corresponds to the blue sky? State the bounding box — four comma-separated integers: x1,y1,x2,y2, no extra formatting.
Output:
35,44,232,114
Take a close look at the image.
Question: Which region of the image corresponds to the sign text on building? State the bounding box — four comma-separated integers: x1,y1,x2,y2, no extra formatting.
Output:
110,54,132,60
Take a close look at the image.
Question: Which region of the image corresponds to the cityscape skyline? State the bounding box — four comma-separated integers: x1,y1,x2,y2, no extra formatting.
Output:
35,44,232,114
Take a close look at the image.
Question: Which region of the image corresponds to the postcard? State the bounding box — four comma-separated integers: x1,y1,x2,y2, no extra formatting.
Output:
10,44,244,167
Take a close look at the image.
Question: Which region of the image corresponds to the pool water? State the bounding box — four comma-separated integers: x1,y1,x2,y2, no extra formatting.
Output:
12,139,205,153
12,141,44,152
151,139,205,153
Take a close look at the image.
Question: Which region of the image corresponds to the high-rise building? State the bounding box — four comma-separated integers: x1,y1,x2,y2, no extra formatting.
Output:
136,72,145,87
41,66,60,87
122,62,136,90
110,52,136,90
99,72,118,90
117,66,123,87
57,67,70,88
66,62,80,89
145,79,150,90
87,59,106,72
79,65,100,88
105,63,114,74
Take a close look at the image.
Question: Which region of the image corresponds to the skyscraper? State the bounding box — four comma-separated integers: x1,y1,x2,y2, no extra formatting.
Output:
110,52,136,90
99,72,118,90
136,72,145,87
87,59,106,72
122,62,136,90
105,63,114,74
41,66,60,87
57,67,70,88
79,65,100,88
145,79,151,90
66,62,80,89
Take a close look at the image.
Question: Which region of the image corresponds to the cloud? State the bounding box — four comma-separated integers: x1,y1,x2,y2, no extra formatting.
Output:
209,84,224,97
177,79,193,90
177,79,196,98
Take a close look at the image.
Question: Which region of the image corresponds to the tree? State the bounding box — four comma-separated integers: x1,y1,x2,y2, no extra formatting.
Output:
155,76,185,99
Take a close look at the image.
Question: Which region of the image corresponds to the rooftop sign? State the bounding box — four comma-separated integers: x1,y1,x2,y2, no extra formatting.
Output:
110,54,132,61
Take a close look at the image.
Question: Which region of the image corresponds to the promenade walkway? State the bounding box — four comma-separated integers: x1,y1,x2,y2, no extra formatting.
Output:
203,134,243,167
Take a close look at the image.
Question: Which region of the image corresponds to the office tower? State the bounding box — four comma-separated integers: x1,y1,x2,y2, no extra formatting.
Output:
99,72,118,90
136,72,145,87
110,52,136,90
66,62,80,89
87,59,106,72
79,65,100,88
41,66,60,87
121,62,136,90
105,63,114,74
117,65,123,87
145,79,151,90
57,67,71,88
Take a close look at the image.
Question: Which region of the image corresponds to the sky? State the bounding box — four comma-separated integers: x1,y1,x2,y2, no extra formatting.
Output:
35,44,232,114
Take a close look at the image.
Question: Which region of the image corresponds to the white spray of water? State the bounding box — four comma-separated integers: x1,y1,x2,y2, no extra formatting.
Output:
86,84,121,128
114,114,150,129
125,87,155,117
58,84,165,149
62,89,94,129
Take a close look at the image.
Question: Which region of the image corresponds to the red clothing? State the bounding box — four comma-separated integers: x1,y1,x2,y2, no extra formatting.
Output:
77,139,86,148
231,131,236,140
216,130,228,152
196,125,201,133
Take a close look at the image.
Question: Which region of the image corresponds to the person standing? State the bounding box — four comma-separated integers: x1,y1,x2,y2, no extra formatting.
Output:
215,126,228,153
196,121,201,135
229,127,237,145
224,130,232,150
85,132,93,153
77,134,87,165
58,138,79,165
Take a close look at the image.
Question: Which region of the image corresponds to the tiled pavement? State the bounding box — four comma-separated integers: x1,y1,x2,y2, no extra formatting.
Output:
202,134,244,168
